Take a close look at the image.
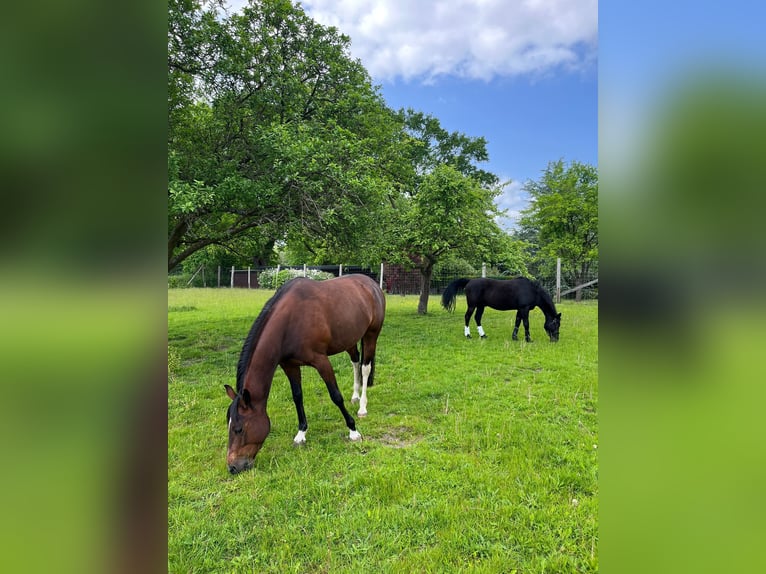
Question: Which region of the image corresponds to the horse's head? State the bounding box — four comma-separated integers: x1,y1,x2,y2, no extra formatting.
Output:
224,384,271,474
545,312,562,342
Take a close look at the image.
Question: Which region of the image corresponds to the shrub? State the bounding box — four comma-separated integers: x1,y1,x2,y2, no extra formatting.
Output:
257,268,334,289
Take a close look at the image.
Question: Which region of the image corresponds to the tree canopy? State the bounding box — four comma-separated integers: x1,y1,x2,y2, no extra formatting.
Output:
168,0,404,270
517,159,598,299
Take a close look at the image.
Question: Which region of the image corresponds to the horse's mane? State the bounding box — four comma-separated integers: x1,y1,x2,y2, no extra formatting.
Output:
531,279,557,316
235,279,297,393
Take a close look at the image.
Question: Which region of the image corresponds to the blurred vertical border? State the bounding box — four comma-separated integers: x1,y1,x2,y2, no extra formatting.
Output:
0,1,167,573
600,1,766,572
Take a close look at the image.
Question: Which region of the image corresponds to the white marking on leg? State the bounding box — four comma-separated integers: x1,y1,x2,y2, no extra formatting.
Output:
464,325,471,337
351,360,361,403
349,429,362,441
358,363,371,417
293,430,307,444
477,325,485,337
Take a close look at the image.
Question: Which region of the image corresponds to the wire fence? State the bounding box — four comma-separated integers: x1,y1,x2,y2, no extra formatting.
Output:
170,261,597,301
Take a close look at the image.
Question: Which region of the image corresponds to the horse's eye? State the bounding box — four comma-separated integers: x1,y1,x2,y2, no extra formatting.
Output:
234,426,243,435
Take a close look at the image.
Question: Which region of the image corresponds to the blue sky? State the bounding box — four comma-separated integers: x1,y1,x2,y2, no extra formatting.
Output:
377,72,596,228
228,0,598,228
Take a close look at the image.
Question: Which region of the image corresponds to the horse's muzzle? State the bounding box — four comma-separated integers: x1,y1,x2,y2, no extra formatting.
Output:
228,459,253,475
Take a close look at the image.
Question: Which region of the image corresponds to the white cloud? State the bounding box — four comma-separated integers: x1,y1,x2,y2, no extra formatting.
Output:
301,0,597,82
494,179,528,231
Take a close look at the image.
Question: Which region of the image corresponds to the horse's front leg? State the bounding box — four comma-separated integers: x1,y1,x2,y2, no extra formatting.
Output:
512,311,522,340
313,355,361,441
282,363,308,445
521,309,532,342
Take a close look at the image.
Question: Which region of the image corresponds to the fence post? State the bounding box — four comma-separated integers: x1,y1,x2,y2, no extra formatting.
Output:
230,266,235,289
303,264,307,277
556,258,561,303
247,266,251,289
217,266,221,287
482,263,487,278
339,264,343,277
202,265,206,287
379,263,384,290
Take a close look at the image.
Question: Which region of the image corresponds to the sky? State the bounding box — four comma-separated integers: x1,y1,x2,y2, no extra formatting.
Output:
227,0,598,229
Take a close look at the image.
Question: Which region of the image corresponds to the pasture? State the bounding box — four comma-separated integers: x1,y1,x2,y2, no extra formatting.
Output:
168,287,598,573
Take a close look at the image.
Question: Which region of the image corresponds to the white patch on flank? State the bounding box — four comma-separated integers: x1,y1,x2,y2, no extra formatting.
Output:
477,325,485,337
351,360,361,403
464,325,471,337
293,430,307,444
349,429,362,441
358,363,371,416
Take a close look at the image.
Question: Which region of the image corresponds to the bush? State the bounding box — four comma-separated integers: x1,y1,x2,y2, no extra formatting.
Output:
168,274,190,288
258,268,334,289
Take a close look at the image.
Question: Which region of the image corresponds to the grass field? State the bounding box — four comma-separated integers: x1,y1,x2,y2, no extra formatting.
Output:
168,287,598,573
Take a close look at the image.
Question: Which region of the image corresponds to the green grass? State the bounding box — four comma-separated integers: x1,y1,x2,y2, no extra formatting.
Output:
169,288,598,573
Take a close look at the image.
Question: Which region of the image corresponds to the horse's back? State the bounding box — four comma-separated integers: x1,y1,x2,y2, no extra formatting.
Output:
275,275,384,356
466,277,537,310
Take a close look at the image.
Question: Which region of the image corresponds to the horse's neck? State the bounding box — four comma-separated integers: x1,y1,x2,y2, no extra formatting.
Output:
244,343,280,402
537,292,558,318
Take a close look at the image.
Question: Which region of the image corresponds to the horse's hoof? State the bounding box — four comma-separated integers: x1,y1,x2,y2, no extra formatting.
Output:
480,335,487,339
512,336,518,341
351,397,359,404
357,410,367,417
465,334,472,339
293,430,307,445
349,430,362,441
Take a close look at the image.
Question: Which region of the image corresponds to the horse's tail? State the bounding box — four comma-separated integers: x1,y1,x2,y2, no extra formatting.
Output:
441,278,471,312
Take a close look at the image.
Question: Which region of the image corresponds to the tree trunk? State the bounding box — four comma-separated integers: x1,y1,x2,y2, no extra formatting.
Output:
417,263,433,315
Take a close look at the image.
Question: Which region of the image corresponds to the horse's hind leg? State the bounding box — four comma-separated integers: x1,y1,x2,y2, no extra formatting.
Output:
464,304,476,338
474,305,487,338
357,332,380,417
313,355,361,441
347,344,361,404
282,363,308,445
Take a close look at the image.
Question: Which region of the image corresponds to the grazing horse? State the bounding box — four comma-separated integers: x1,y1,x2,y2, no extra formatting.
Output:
441,277,561,342
224,274,386,474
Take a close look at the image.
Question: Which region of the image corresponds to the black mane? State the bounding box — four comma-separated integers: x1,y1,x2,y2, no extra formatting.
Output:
531,280,558,317
235,279,297,392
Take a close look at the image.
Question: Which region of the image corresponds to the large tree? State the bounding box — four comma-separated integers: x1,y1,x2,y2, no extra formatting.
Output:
518,159,598,300
388,110,511,314
400,164,508,314
168,0,402,270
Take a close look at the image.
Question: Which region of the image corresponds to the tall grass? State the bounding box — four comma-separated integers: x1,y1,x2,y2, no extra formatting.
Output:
169,288,598,573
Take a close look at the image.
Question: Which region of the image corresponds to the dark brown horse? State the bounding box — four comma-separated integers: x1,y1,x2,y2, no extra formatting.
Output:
441,277,561,342
224,274,386,474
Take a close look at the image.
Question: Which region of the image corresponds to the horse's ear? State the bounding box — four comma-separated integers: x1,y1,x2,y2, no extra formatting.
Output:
241,388,252,408
557,313,562,319
224,384,237,400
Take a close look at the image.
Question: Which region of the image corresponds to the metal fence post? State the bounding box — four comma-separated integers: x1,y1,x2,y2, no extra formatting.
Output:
556,258,561,303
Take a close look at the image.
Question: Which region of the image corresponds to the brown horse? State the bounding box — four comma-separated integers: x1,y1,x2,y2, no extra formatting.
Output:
224,274,386,474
